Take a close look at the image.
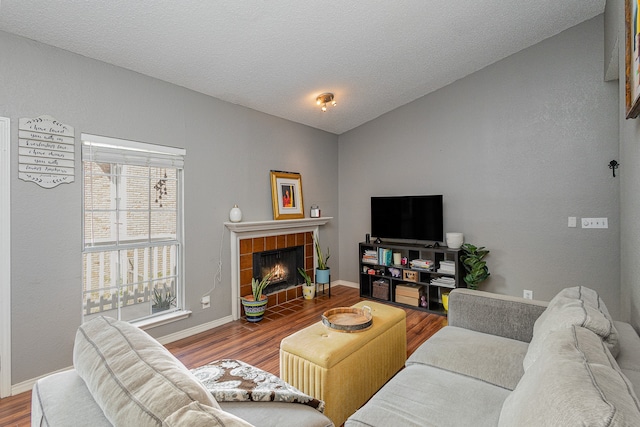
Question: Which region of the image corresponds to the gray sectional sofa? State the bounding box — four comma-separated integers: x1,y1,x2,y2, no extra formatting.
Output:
346,287,640,426
31,316,333,427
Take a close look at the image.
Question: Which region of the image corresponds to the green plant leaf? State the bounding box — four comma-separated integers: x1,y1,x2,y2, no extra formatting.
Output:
251,272,273,300
315,235,330,270
461,242,490,289
297,267,312,285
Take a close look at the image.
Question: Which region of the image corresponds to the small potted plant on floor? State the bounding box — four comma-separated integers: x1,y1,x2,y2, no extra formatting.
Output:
460,243,490,290
240,272,273,322
152,288,176,314
298,267,316,300
315,235,331,286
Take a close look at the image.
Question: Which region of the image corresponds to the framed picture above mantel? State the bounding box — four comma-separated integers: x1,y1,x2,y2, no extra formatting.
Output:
270,170,305,220
626,0,640,118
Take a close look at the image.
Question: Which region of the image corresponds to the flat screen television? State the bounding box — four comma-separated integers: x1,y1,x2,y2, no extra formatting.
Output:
371,195,443,243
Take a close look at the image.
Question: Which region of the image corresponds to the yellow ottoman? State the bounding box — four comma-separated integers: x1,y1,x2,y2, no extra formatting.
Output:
280,301,406,427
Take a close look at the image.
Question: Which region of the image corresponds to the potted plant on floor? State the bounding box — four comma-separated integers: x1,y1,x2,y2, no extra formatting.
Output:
298,267,316,300
315,235,331,286
460,243,490,290
152,288,176,313
241,272,272,322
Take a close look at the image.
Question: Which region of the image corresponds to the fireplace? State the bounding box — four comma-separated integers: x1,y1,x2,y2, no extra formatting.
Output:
238,231,314,314
253,246,304,294
225,217,332,320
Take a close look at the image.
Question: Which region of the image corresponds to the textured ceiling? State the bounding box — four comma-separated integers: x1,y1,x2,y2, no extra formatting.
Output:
0,1,605,134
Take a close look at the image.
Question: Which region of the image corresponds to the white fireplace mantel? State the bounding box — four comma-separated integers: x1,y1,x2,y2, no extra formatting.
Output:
225,217,332,319
224,217,332,234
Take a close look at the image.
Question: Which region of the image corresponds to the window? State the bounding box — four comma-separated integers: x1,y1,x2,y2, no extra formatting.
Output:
81,134,185,323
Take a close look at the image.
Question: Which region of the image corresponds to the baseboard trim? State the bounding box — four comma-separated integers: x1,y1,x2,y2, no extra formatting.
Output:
12,365,73,396
155,315,234,345
334,280,358,289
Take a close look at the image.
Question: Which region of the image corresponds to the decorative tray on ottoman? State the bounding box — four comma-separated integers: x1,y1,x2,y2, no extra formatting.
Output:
321,305,372,332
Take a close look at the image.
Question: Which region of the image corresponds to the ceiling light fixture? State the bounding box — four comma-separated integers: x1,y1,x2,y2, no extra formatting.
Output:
316,93,336,112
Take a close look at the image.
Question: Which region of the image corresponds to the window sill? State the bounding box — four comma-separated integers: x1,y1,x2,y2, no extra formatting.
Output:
132,309,192,330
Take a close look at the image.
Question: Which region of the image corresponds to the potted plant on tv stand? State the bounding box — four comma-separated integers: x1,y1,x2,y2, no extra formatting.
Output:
315,235,331,291
298,267,316,300
240,272,273,322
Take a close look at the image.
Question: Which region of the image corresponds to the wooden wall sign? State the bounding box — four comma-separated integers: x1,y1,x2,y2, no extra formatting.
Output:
18,115,75,188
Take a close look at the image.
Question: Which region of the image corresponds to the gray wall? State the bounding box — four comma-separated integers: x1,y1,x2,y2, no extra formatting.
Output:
0,30,339,384
339,16,621,316
618,0,640,331
604,0,622,80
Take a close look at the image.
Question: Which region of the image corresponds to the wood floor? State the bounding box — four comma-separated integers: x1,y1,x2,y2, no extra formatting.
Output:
0,285,447,427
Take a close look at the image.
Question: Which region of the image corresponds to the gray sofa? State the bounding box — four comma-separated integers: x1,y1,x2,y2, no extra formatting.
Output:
31,316,333,427
347,287,640,426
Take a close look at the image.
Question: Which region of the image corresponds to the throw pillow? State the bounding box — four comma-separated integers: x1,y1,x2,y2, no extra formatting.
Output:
523,286,619,370
192,359,325,412
500,326,640,426
73,316,221,426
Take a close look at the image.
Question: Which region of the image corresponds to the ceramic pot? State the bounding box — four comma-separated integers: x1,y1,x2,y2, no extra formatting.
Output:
302,284,316,300
446,232,464,249
315,268,330,284
241,295,268,322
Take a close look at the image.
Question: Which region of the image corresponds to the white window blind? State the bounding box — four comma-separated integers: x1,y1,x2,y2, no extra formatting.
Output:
81,133,185,323
81,133,185,168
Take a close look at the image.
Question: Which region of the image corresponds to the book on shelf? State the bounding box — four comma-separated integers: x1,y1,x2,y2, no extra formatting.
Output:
378,248,393,266
409,259,434,270
437,260,456,274
362,249,378,264
430,276,456,288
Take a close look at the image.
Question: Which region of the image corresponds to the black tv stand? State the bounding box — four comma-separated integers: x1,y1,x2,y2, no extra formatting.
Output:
359,241,465,315
374,237,382,244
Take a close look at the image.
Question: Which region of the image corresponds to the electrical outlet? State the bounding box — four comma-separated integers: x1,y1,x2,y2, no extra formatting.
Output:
201,295,210,309
523,290,533,300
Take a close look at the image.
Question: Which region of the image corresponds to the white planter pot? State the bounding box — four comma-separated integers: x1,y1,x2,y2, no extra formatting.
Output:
303,284,316,300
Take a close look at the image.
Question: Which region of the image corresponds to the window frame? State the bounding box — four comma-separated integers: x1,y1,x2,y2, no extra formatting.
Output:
81,133,188,327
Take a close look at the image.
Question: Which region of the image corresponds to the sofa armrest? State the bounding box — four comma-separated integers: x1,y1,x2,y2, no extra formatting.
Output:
447,289,548,342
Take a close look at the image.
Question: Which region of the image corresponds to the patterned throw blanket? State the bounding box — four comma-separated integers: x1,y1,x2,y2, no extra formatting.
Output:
191,359,325,413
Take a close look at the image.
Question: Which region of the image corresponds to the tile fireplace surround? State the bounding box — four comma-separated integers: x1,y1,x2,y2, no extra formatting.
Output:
225,217,332,320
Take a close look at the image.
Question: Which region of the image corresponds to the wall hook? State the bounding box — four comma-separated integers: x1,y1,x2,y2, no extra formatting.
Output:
609,160,619,177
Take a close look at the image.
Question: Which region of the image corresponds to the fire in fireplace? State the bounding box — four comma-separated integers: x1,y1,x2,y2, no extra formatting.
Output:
253,246,304,294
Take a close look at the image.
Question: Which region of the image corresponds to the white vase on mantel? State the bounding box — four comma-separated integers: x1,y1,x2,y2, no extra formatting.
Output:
229,205,242,223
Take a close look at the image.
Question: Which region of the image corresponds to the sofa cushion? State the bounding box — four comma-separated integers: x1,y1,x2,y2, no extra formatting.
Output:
523,286,619,369
73,316,223,426
447,289,548,343
500,326,640,426
346,364,510,427
614,321,640,372
32,369,113,427
613,321,640,395
406,326,528,390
